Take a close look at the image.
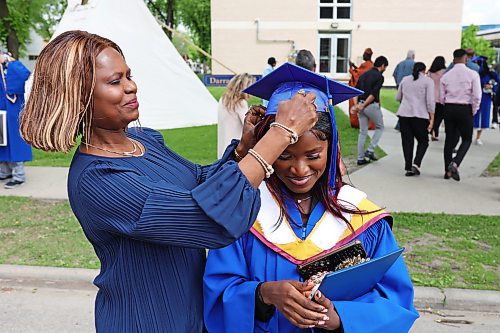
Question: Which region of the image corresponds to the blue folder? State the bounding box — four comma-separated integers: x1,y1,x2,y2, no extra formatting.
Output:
318,247,404,301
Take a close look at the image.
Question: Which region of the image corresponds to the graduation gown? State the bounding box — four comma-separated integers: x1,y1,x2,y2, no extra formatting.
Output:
204,184,419,333
0,60,32,162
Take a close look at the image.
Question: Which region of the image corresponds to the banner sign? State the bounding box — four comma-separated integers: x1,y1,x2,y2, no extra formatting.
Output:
203,74,262,87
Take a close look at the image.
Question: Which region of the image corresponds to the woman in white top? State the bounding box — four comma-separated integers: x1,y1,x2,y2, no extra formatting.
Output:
396,62,435,176
217,73,255,158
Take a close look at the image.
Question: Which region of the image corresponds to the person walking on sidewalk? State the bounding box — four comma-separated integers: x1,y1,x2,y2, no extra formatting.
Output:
0,51,31,189
19,30,318,333
428,56,447,141
353,56,389,165
396,62,435,176
440,49,481,181
393,50,416,131
348,48,374,128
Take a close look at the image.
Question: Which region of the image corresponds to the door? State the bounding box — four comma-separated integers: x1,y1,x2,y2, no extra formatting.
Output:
318,33,350,75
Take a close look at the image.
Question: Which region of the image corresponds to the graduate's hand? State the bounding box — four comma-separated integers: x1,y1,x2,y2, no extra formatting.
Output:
259,280,329,329
312,290,341,330
236,105,266,157
275,91,318,137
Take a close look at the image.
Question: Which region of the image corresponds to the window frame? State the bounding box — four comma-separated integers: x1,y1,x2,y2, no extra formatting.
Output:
318,0,352,21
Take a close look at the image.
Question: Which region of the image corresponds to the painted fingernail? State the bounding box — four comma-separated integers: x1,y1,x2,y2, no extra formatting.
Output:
318,321,325,325
321,308,328,313
323,316,329,321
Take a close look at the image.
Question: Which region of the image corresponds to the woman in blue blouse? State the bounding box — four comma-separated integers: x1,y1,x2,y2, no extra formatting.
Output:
19,31,318,332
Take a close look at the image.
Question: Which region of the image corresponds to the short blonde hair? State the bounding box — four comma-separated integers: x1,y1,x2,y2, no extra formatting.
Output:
21,30,124,152
221,73,254,111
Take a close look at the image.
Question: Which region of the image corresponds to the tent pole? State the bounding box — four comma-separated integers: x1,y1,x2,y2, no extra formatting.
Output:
156,21,237,75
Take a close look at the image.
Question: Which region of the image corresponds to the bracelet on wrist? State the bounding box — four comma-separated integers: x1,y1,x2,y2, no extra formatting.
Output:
247,149,274,178
233,148,244,162
270,122,299,145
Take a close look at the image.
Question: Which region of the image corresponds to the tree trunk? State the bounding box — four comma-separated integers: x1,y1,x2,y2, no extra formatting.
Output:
166,0,175,40
0,0,19,58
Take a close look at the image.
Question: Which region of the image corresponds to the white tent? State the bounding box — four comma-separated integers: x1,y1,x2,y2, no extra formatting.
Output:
51,0,217,129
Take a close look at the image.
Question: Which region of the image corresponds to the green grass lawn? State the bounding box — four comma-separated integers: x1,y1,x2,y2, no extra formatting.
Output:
483,153,500,177
380,88,399,113
393,213,499,290
0,196,497,290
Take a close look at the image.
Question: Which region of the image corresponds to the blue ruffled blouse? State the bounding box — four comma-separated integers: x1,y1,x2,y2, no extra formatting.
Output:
67,128,260,332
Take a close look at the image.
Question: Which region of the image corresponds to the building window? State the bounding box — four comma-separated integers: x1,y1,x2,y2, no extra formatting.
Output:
319,0,351,20
318,33,351,75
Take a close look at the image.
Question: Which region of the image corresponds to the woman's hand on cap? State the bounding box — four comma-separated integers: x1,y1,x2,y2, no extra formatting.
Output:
275,91,318,137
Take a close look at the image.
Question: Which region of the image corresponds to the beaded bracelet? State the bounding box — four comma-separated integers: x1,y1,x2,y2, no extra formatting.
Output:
248,149,274,178
270,122,299,145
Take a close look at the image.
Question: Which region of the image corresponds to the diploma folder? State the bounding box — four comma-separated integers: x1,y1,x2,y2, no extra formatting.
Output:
318,247,404,301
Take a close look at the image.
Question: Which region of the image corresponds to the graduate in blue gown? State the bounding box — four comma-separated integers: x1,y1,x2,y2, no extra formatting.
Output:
0,53,31,187
19,31,319,332
204,63,419,333
473,56,498,144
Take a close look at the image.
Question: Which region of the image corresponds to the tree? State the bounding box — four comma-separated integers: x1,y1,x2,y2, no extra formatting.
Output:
176,0,210,55
0,0,66,58
146,0,177,40
461,25,496,63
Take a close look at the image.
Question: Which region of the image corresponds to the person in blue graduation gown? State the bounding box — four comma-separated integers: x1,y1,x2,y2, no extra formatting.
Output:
473,56,498,144
19,31,318,333
0,53,31,188
204,63,419,333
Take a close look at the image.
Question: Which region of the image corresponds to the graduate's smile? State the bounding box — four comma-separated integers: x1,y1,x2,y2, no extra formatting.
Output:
287,175,313,186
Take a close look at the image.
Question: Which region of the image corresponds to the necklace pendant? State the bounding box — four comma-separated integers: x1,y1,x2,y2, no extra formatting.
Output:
297,199,302,204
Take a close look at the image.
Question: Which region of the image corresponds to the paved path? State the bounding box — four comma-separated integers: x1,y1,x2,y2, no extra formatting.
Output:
338,101,500,215
0,166,68,200
0,264,499,332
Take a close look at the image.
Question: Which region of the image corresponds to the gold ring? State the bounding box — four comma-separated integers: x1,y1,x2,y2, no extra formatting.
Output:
297,89,306,97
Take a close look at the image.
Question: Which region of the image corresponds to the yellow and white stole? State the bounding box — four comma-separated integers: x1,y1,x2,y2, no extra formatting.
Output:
250,184,391,265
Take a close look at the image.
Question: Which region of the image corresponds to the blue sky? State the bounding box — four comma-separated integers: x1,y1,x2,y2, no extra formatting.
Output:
462,0,500,25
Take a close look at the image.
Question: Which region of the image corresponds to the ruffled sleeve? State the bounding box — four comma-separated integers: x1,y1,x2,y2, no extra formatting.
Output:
77,160,260,249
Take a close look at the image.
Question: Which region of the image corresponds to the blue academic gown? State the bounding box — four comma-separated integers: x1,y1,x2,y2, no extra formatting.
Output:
0,60,32,162
474,72,498,129
68,128,260,332
204,199,419,333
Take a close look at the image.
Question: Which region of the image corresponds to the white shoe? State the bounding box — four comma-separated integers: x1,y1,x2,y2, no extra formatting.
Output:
475,139,483,145
492,123,498,129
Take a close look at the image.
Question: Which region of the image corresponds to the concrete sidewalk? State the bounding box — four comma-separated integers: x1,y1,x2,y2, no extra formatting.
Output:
1,264,499,313
338,101,500,215
1,264,499,333
0,166,68,200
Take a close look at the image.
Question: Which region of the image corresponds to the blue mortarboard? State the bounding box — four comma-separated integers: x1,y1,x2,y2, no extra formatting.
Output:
243,62,363,190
